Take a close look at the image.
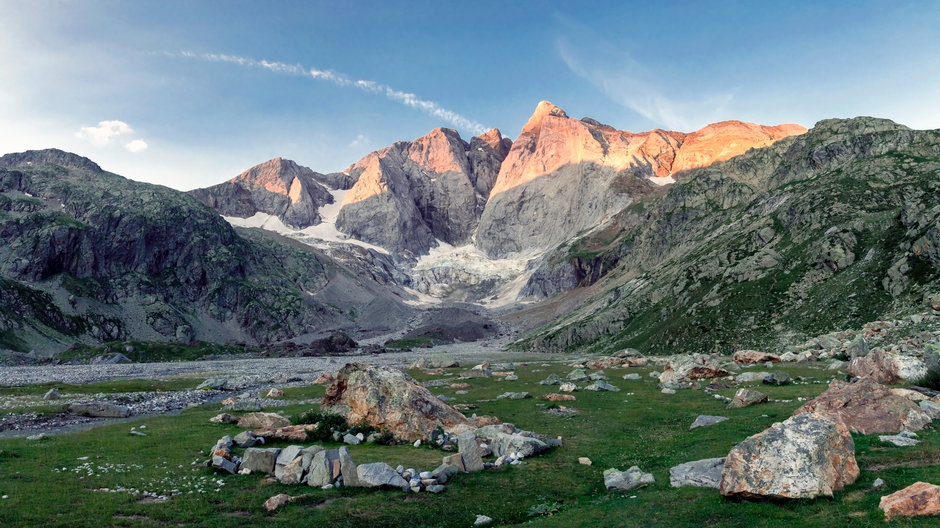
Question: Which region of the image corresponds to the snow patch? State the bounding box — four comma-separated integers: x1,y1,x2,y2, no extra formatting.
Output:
649,175,675,186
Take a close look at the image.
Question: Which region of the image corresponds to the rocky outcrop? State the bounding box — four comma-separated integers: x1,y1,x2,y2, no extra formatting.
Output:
793,379,932,434
321,363,472,442
847,349,928,383
732,350,779,364
659,354,730,388
336,128,510,255
189,158,334,229
719,413,859,499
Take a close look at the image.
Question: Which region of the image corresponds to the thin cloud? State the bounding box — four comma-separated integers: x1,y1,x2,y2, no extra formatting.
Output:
75,120,134,146
124,138,148,152
348,133,368,148
556,36,736,131
171,51,489,136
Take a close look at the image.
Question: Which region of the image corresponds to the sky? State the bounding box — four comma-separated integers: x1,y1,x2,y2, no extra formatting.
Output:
1,0,939,191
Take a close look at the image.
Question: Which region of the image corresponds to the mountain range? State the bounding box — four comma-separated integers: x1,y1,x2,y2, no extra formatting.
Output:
2,101,938,361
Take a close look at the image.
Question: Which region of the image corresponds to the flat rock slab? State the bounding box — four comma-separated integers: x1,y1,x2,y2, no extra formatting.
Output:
357,462,409,490
690,415,728,430
793,379,932,434
670,457,725,488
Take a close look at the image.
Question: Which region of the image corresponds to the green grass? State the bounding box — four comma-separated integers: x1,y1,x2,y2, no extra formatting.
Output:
384,335,439,349
0,378,199,398
0,361,938,527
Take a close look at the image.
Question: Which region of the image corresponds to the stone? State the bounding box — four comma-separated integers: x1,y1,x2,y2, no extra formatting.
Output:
411,357,459,369
266,388,284,398
233,431,260,448
442,453,466,473
90,353,133,365
872,478,886,489
920,400,940,419
728,389,768,409
584,381,620,392
253,425,316,442
558,383,577,392
661,388,676,395
793,379,932,434
879,433,921,447
880,482,940,520
224,401,262,412
578,457,592,466
356,462,409,490
338,447,359,487
321,363,471,442
669,458,725,489
763,371,791,386
496,392,530,400
211,455,238,474
474,515,494,526
689,415,728,430
734,372,771,383
432,464,458,484
659,354,729,386
343,433,362,445
458,432,484,472
241,448,281,475
305,450,336,487
719,412,859,499
197,377,229,390
68,402,131,418
237,412,290,430
42,388,61,400
827,360,848,370
426,484,446,493
472,424,550,459
604,466,655,492
541,393,576,402
566,369,589,381
587,371,608,381
263,494,291,512
209,413,237,424
848,349,928,383
846,335,869,358
622,373,641,380
733,350,780,364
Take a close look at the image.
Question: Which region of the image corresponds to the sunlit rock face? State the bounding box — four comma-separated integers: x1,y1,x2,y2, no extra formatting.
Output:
336,127,510,256
475,101,806,258
190,157,334,229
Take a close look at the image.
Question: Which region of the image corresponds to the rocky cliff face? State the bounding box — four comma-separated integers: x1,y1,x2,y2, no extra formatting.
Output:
189,157,335,229
474,101,806,258
517,117,940,355
0,150,414,355
335,127,510,256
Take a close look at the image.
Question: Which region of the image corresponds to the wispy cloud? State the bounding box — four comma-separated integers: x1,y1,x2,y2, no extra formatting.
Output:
556,36,736,131
169,51,489,136
75,120,148,153
348,133,368,148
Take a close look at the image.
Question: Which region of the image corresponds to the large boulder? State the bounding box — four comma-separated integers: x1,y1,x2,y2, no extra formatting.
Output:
670,458,725,489
793,379,932,434
306,449,340,487
237,412,290,429
879,482,940,521
732,350,780,365
728,388,768,409
848,349,928,383
659,354,729,387
719,413,859,499
356,462,409,490
321,363,472,442
469,424,550,458
241,448,281,475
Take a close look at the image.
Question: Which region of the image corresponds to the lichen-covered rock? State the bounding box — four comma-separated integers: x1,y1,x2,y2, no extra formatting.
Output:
879,482,940,520
356,462,409,490
604,466,655,492
321,363,471,442
733,350,780,364
793,379,932,434
728,388,768,409
660,354,729,387
237,412,290,430
719,413,859,499
670,458,725,489
848,349,928,383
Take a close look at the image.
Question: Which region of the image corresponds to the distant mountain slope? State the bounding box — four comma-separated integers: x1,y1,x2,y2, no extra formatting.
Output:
515,117,940,354
0,150,414,356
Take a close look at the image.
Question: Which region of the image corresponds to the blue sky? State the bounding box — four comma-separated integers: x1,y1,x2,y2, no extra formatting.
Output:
1,0,938,190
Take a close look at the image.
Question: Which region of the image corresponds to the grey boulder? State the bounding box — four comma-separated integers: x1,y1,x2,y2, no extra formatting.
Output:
604,466,655,492
669,457,725,488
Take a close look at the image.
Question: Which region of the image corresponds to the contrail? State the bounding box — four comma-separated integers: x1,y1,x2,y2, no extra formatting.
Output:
172,51,489,136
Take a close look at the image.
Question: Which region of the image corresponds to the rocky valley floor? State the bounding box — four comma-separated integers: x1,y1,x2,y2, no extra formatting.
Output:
1,345,939,527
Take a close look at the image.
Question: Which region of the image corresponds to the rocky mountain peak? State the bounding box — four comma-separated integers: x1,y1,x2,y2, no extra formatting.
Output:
521,100,569,135
0,148,103,173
